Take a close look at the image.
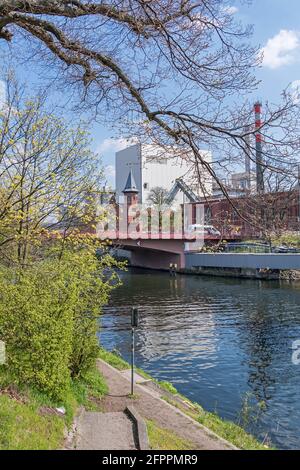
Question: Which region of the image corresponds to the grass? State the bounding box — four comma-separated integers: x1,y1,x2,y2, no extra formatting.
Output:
0,364,108,450
197,410,270,450
157,380,178,394
71,366,108,412
98,348,177,389
162,395,271,450
98,347,130,370
0,393,65,450
98,348,152,381
146,419,194,450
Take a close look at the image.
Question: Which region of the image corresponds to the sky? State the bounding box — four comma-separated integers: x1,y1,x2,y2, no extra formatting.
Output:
96,0,300,185
1,1,300,187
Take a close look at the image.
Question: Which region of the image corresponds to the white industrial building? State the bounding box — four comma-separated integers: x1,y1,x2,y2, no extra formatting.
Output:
115,143,212,205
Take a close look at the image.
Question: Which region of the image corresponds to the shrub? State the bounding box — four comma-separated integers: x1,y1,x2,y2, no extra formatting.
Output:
64,249,114,377
0,248,119,399
0,262,74,399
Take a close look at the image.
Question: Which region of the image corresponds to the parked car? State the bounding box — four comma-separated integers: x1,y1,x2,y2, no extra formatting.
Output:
187,224,221,236
271,246,300,253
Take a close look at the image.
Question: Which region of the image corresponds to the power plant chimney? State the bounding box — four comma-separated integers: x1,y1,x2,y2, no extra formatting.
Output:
254,102,264,194
244,125,251,190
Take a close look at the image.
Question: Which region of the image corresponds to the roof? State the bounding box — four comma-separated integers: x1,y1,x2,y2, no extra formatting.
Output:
123,170,139,194
166,178,200,204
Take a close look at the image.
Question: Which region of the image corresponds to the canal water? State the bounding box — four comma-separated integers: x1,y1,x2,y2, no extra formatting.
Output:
100,268,300,449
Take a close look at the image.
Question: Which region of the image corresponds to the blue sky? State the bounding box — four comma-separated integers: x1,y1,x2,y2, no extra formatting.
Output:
96,0,300,185
242,0,300,97
1,1,300,186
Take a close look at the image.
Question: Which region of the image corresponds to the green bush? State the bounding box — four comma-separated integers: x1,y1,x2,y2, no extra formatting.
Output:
66,250,113,377
0,249,118,399
0,262,73,399
271,233,300,247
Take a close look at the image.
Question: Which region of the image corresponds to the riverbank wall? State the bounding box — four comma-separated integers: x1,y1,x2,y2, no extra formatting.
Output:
182,266,281,280
183,253,300,280
117,249,300,280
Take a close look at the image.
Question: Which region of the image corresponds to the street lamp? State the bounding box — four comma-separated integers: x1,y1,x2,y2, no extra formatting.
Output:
131,307,139,395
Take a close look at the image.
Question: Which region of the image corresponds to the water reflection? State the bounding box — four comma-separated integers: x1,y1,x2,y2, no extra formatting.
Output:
100,269,300,449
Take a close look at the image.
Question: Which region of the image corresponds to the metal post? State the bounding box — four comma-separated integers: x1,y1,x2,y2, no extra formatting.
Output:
131,325,135,395
130,307,138,395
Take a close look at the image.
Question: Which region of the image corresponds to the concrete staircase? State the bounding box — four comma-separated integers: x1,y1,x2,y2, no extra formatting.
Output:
74,410,137,450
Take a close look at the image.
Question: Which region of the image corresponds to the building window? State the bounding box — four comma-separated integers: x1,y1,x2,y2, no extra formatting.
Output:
205,207,212,224
144,182,149,189
145,156,167,164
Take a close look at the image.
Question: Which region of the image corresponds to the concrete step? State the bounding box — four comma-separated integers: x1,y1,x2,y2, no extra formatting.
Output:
75,411,137,450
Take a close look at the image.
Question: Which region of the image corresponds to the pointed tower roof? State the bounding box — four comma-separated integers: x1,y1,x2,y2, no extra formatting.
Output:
123,170,139,194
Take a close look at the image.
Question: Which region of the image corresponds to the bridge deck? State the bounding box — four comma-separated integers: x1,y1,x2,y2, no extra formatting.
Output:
99,231,240,242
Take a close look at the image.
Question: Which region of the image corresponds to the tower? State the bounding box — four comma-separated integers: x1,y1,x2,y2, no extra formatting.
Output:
254,101,265,194
123,170,139,230
122,170,139,206
244,125,251,191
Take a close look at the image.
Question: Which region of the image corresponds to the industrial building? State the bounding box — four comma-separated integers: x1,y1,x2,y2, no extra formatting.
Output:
115,143,212,205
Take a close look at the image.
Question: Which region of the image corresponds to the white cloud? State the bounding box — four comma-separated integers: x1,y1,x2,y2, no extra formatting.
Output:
223,6,238,15
97,137,136,154
105,164,115,178
262,30,300,69
103,164,116,188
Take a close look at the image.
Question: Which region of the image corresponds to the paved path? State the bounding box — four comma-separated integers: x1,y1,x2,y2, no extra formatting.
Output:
75,410,137,450
97,359,236,450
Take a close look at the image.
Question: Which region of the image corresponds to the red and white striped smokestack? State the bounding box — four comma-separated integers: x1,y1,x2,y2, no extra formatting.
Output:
254,101,264,193
254,101,262,142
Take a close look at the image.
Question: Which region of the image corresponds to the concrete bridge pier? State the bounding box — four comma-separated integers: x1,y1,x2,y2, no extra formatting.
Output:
114,239,186,271
130,248,183,271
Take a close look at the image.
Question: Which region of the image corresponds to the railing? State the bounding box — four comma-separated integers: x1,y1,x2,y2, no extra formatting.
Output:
224,243,272,254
